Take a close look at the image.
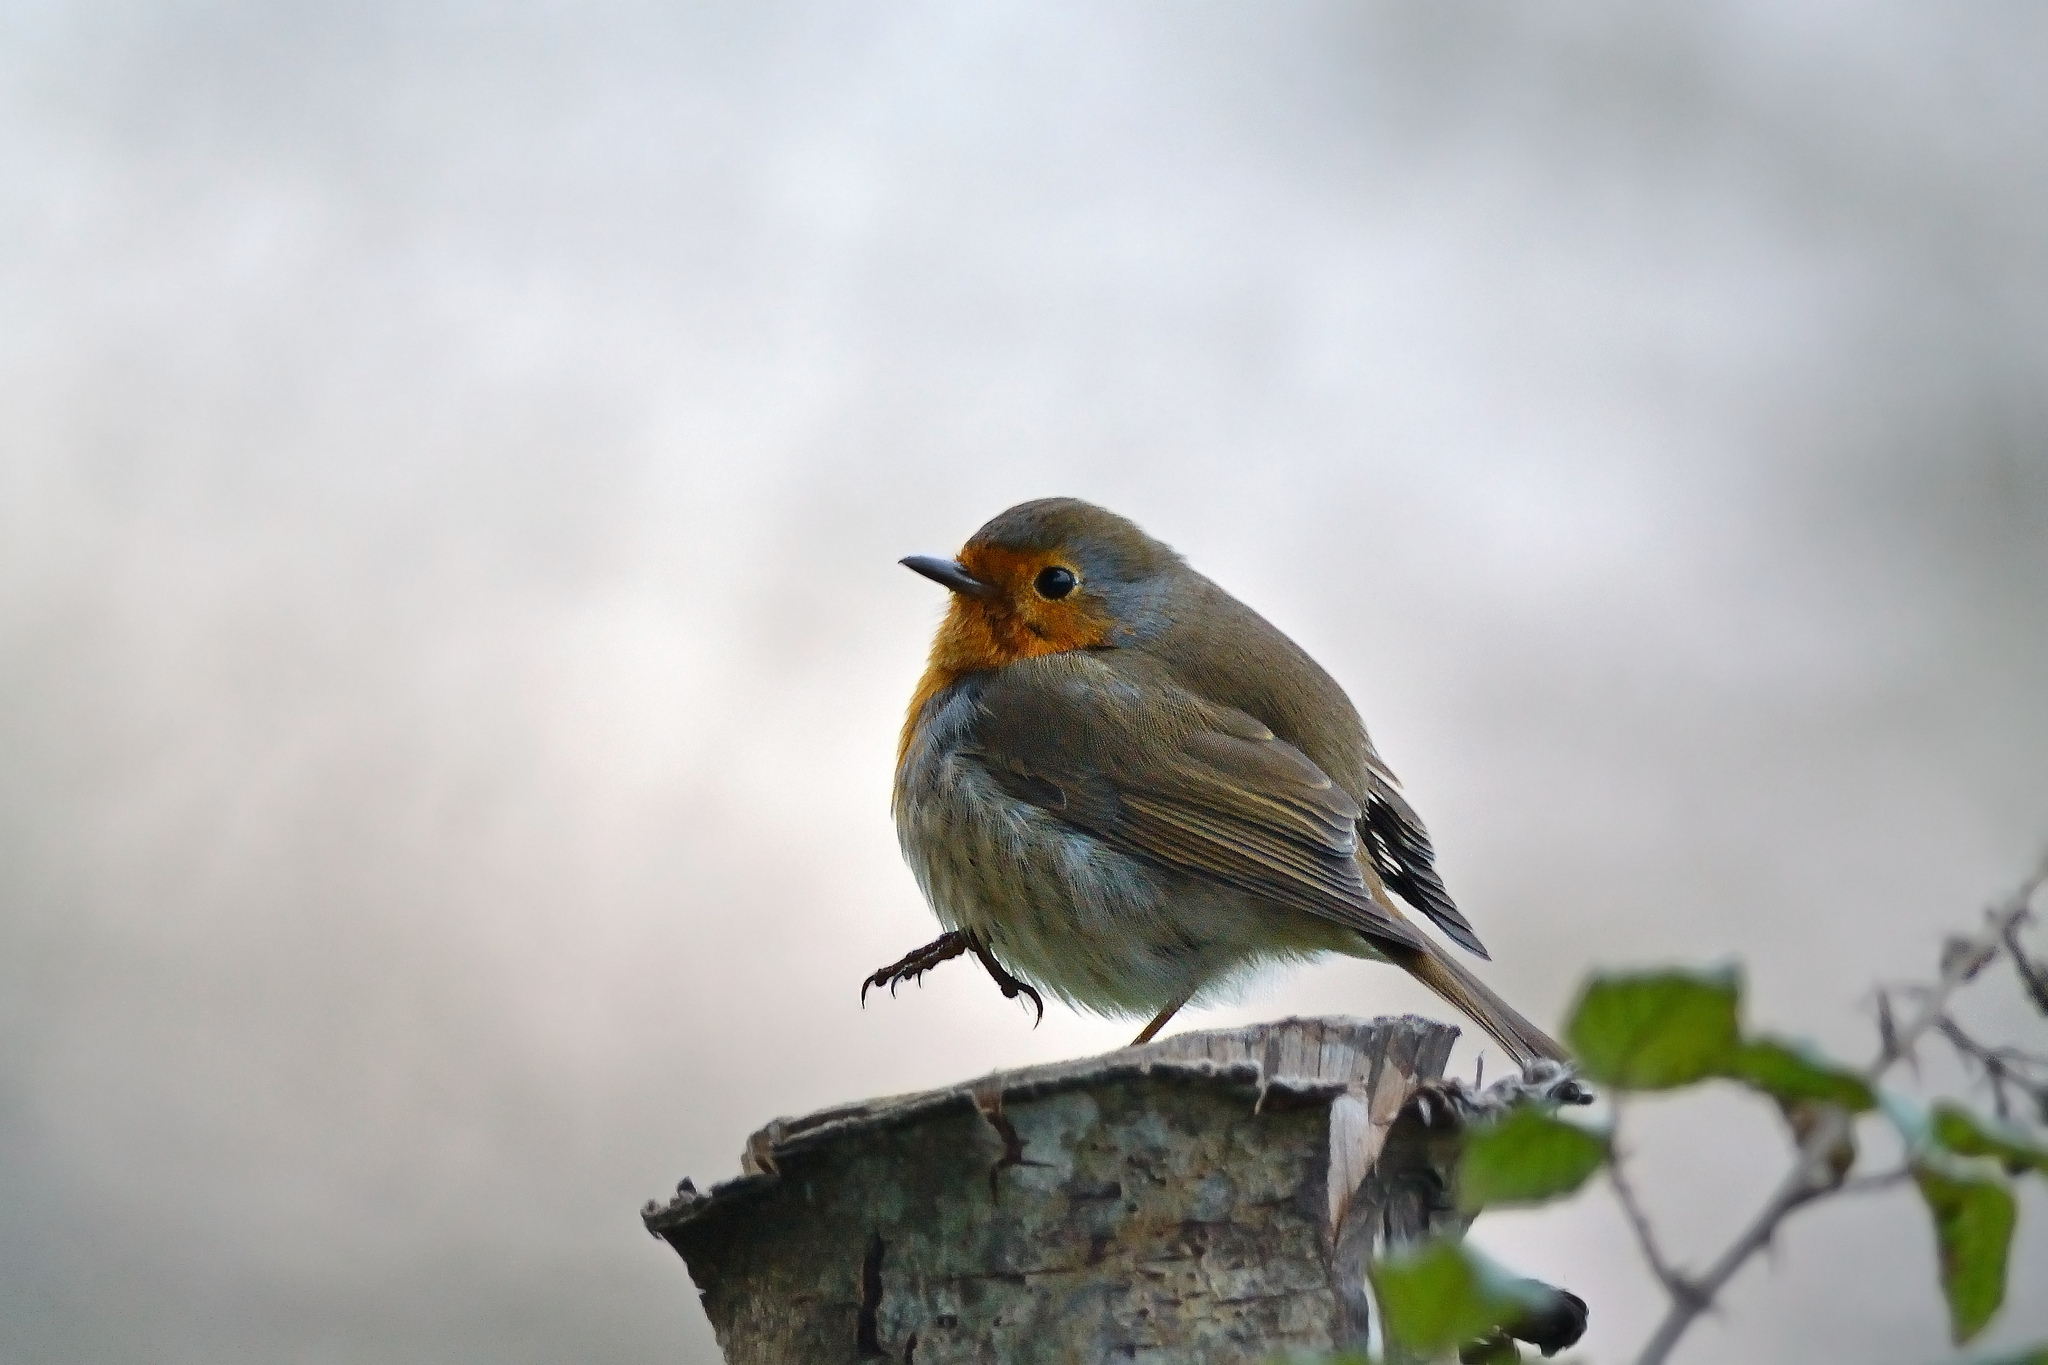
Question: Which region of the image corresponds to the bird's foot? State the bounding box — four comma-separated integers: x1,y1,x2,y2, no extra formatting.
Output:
861,930,1044,1025
861,931,973,1004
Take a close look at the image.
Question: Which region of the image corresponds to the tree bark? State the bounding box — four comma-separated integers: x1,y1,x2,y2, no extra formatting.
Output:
643,1015,1540,1364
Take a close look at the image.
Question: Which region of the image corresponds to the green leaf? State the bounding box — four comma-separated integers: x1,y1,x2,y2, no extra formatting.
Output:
1914,1163,2017,1344
1723,1037,1875,1112
1370,1239,1544,1354
1931,1104,2048,1176
1458,1108,1609,1213
1939,1347,2048,1365
1565,968,1741,1090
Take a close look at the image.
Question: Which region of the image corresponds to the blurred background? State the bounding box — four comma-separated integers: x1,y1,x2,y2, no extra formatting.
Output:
4,3,2046,1361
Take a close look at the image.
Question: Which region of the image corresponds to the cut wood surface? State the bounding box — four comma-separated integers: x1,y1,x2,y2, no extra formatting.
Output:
643,1015,1569,1364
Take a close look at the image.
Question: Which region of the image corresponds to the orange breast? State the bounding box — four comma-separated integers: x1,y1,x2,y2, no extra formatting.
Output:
895,555,1115,773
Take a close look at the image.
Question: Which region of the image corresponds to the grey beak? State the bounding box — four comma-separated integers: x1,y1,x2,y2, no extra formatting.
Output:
901,555,996,598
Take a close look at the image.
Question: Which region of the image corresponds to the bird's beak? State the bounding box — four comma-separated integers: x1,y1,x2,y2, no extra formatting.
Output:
900,555,997,599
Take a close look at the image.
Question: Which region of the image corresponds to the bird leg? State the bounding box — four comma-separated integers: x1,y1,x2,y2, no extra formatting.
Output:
1128,987,1196,1047
964,935,1044,1025
860,931,1045,1025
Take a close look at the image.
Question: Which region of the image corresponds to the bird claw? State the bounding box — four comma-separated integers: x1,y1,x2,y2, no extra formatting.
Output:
861,931,973,1005
859,929,1043,1026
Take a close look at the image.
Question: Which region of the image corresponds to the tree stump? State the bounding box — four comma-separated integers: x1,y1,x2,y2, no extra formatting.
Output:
642,1015,1580,1364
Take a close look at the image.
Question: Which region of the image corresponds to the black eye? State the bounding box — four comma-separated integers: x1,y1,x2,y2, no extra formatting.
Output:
1034,566,1078,600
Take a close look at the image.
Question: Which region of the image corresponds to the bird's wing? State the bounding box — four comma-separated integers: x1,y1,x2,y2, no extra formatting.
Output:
961,656,1427,955
1359,749,1489,959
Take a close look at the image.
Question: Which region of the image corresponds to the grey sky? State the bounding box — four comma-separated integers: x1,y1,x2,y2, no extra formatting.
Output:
3,4,2046,1362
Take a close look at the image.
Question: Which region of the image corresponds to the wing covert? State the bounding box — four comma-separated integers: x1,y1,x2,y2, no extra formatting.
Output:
961,655,1426,955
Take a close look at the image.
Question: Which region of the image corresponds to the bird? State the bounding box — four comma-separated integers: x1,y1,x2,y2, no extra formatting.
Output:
868,497,1568,1067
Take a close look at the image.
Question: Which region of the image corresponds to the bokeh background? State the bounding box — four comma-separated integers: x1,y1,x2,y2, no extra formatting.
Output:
5,3,2047,1362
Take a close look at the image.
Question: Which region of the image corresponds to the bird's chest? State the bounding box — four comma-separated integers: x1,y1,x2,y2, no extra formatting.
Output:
893,686,1189,1006
894,738,1155,942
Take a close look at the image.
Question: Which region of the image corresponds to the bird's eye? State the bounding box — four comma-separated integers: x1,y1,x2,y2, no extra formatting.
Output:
1034,566,1078,600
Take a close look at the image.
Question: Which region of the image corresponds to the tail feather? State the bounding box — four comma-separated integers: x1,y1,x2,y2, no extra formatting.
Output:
1397,941,1570,1068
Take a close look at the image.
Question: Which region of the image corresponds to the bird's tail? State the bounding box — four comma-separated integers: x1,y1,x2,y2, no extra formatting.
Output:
1396,940,1570,1068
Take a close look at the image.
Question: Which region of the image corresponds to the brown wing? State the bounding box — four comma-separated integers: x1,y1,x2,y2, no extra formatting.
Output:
961,655,1426,955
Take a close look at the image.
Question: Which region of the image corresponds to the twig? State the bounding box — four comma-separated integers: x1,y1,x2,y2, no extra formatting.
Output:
2003,913,2048,1017
1931,1016,2048,1123
1606,1116,1697,1305
1875,990,1899,1065
1630,860,2048,1365
1839,1166,1913,1196
1868,861,2046,1079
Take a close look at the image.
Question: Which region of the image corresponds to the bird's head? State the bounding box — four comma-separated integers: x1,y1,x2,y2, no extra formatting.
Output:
903,498,1182,674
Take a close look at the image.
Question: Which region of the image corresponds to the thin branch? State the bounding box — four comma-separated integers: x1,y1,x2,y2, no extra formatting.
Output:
1870,866,2043,1077
1875,989,1900,1066
2002,913,2048,1017
1606,1127,1697,1305
1630,860,2048,1365
1931,1016,2048,1123
1839,1166,1914,1196
1932,1016,2048,1072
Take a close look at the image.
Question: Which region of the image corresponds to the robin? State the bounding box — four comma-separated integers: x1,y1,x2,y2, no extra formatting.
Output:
866,497,1568,1066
